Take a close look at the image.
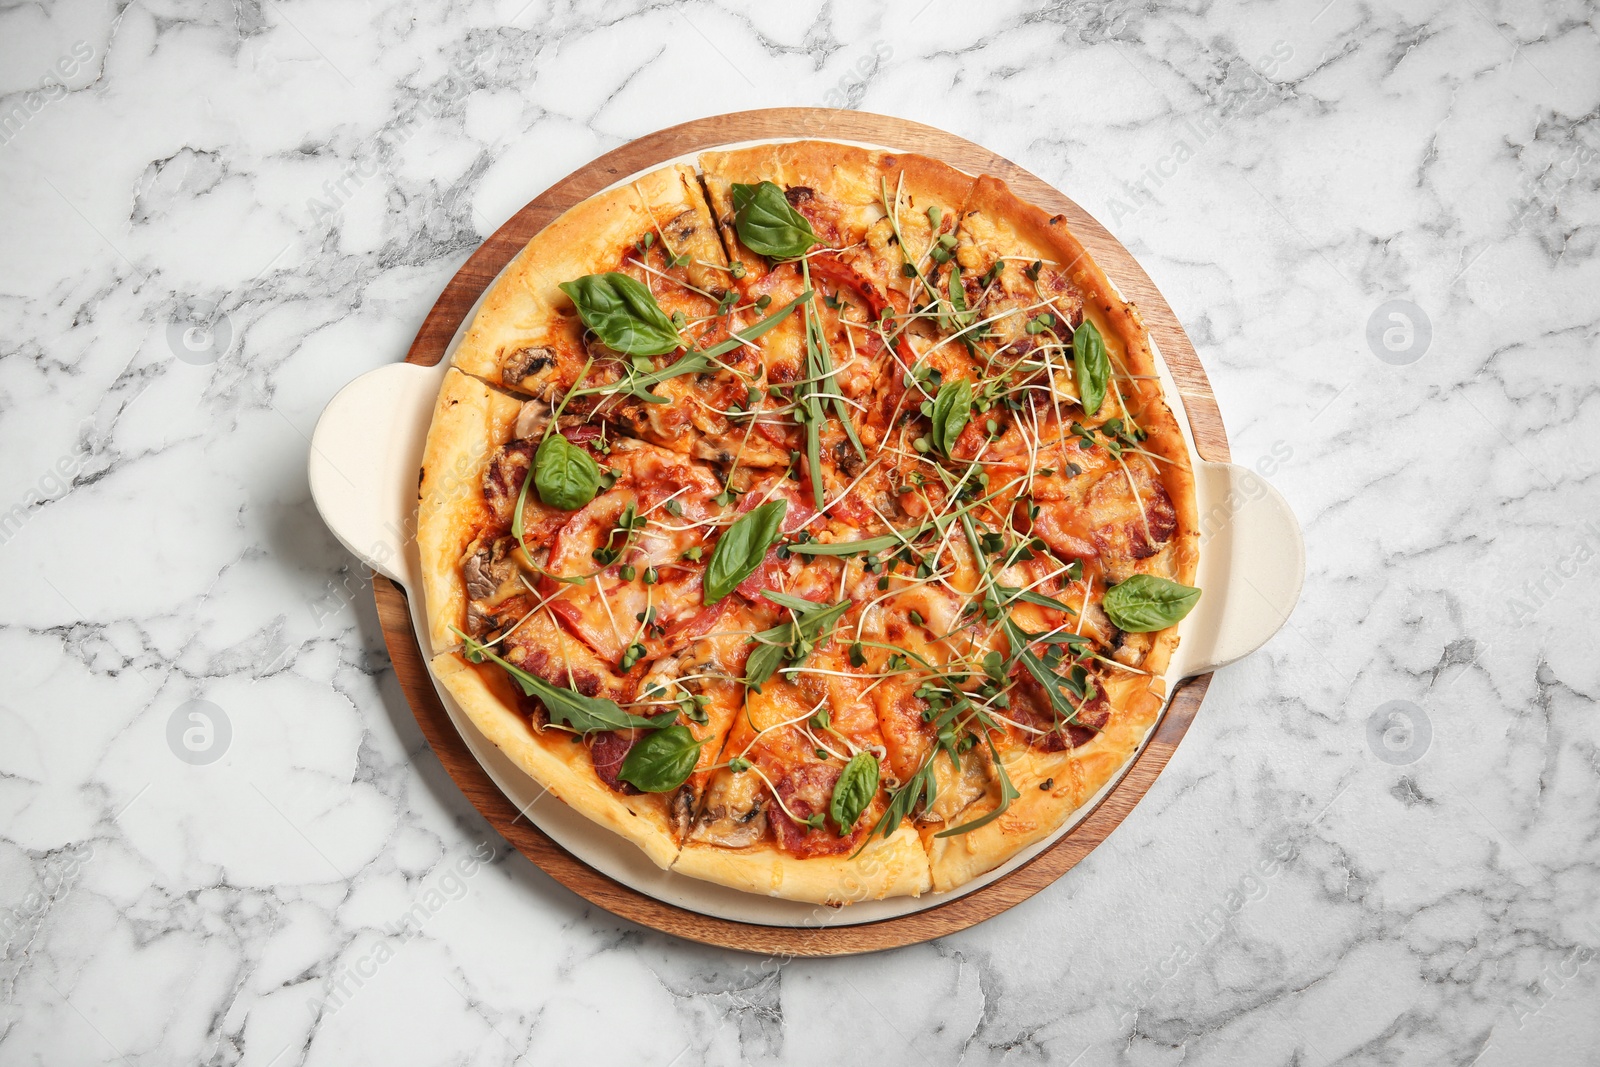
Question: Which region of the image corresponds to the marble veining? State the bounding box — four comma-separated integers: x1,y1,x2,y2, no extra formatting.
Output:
2,0,1597,1064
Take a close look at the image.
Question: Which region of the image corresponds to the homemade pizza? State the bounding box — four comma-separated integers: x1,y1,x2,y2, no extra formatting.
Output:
418,143,1199,904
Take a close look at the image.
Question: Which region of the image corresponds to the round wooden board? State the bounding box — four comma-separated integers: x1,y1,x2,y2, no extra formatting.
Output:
375,108,1230,956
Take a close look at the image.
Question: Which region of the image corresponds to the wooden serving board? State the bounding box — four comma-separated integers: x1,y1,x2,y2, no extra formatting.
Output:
374,109,1229,956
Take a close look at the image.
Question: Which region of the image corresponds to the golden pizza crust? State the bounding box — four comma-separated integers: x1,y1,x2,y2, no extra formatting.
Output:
672,829,932,906
416,368,523,656
926,675,1163,892
430,651,681,869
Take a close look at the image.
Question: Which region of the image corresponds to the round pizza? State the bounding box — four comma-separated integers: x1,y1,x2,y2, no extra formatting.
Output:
417,142,1200,904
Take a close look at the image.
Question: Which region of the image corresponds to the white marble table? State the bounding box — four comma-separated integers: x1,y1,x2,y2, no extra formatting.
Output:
2,1,1597,1063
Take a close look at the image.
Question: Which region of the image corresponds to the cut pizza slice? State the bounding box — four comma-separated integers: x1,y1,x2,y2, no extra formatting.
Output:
418,369,757,866
698,142,979,496
673,556,932,903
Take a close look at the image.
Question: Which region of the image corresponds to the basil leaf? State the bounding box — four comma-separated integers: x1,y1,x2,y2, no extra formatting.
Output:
731,181,816,260
704,499,788,604
1102,573,1201,632
451,628,661,731
619,724,704,792
929,378,972,456
829,752,879,833
1073,319,1110,416
559,272,681,356
533,434,600,511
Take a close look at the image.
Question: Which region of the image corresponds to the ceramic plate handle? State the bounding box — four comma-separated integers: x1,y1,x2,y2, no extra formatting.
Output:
1167,460,1305,678
307,362,442,588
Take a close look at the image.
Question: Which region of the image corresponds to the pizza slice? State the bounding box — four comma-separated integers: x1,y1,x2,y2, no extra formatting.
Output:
697,143,978,501
672,554,932,903
419,369,757,866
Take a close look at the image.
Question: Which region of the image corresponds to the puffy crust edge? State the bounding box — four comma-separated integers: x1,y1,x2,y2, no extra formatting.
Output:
672,829,932,906
926,674,1163,892
430,651,680,870
416,368,522,656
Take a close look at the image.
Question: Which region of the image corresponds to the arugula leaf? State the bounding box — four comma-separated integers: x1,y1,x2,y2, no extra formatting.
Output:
743,594,852,690
1102,574,1201,632
944,263,976,331
829,752,879,833
730,181,816,260
619,724,704,792
704,499,788,604
929,378,972,457
452,628,662,732
533,434,600,510
934,732,1021,838
696,289,812,360
559,273,681,357
743,638,789,692
1001,618,1095,728
861,733,954,849
1072,319,1110,416
992,583,1078,615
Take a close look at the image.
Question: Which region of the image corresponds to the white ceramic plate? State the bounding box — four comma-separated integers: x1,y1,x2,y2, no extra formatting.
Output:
309,139,1304,928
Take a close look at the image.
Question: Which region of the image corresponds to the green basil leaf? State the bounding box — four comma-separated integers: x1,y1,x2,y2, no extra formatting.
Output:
619,724,705,792
829,752,879,833
929,378,973,456
1073,319,1110,416
451,628,660,731
1101,573,1201,632
731,181,816,260
558,272,681,356
704,499,788,604
533,434,601,511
